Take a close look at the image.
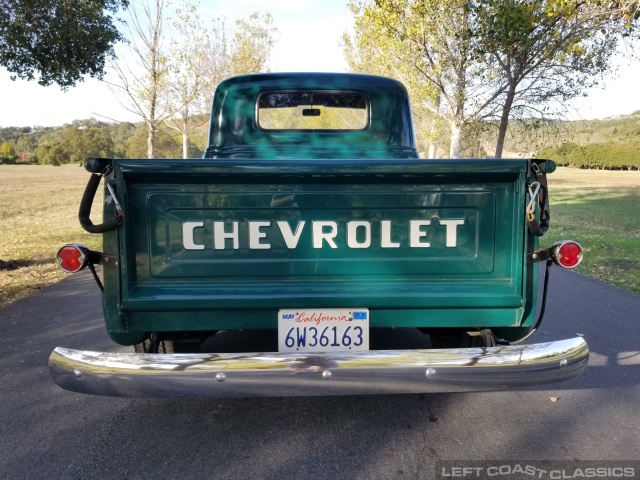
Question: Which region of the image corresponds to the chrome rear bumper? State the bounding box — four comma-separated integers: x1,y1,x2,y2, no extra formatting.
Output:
49,337,588,398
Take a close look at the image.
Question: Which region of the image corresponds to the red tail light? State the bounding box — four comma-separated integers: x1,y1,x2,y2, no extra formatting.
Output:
552,241,583,269
56,244,89,273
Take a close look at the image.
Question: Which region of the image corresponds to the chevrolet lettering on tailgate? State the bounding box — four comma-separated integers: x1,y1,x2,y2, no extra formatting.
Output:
182,219,465,250
50,72,589,399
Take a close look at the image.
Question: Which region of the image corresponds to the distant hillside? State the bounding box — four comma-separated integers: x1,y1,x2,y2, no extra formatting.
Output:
523,112,640,169
411,109,640,164
0,116,211,165
453,111,640,169
2,111,639,168
502,111,640,150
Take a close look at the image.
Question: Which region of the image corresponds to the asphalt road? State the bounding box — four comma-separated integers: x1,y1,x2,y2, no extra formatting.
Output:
1,267,639,480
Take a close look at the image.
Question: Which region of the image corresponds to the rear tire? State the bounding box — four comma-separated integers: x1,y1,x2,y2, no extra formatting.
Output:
134,332,209,353
133,334,175,353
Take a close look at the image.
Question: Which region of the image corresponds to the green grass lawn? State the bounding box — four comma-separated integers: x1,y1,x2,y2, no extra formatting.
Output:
540,168,640,294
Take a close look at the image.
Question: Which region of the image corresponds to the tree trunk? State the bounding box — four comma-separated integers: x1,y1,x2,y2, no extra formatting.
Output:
147,126,155,159
182,132,188,159
181,106,189,159
428,143,436,159
147,90,157,159
494,82,517,159
449,121,462,158
449,52,466,159
427,119,437,159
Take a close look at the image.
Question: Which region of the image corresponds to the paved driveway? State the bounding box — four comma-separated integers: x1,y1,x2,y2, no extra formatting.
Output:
1,268,638,479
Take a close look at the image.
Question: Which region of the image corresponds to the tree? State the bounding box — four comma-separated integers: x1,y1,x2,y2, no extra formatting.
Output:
67,127,114,164
0,0,128,88
346,0,640,158
0,141,16,163
125,125,180,158
37,142,66,166
164,9,278,158
15,133,38,161
107,0,172,158
228,12,277,76
342,4,442,157
346,0,500,158
164,3,220,159
108,122,137,157
34,124,114,165
470,0,640,158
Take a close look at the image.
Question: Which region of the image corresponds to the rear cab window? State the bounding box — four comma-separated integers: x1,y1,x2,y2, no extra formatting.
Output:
257,91,369,131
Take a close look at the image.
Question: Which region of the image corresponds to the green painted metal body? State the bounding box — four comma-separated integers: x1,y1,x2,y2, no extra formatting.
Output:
97,73,544,345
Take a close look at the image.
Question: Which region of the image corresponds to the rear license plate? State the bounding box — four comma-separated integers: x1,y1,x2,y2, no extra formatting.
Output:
278,308,369,353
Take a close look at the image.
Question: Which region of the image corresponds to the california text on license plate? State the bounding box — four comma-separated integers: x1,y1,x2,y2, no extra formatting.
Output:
278,308,370,353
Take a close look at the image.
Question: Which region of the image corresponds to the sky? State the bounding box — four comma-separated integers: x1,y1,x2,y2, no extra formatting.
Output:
0,0,638,128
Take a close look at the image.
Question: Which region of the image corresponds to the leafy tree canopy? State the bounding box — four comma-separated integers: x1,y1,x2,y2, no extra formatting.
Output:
345,0,640,158
0,0,129,88
36,123,116,165
125,126,181,158
0,141,16,159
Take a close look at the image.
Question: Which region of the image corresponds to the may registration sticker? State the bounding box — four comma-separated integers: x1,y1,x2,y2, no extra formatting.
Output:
278,308,369,353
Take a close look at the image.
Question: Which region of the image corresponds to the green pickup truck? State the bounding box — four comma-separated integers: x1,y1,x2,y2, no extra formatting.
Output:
50,72,588,398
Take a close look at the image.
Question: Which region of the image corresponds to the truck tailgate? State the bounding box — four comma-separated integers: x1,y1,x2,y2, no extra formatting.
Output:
108,159,533,330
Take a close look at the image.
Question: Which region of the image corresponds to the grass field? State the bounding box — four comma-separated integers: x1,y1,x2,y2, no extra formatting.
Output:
540,167,640,294
0,164,638,309
0,165,102,308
